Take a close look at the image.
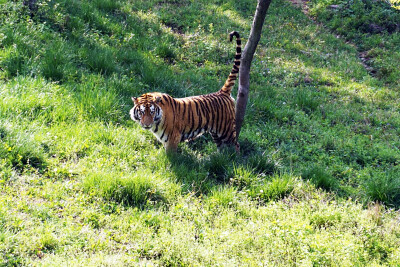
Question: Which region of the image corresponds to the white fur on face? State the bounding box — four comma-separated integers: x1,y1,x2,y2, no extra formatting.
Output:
129,108,137,121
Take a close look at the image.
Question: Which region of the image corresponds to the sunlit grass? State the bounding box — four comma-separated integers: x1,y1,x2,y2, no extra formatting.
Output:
0,0,399,265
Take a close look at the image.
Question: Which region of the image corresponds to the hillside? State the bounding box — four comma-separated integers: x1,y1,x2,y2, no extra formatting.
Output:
1,0,400,265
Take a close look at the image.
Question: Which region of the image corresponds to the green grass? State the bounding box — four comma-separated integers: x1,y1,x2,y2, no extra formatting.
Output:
1,0,400,265
308,0,400,84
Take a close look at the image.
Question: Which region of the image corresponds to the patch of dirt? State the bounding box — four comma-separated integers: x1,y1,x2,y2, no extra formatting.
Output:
289,0,310,15
359,51,377,76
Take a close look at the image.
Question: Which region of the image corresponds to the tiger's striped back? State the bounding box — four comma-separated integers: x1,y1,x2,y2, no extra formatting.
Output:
175,91,237,149
130,31,241,153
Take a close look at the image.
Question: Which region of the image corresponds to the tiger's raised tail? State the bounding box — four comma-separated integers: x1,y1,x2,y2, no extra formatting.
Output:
219,31,241,95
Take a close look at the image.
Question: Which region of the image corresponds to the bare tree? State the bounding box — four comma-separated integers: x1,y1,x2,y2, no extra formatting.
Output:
235,0,272,138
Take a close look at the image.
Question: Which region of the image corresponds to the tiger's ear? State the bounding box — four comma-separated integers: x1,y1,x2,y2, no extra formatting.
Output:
131,97,138,105
155,96,162,103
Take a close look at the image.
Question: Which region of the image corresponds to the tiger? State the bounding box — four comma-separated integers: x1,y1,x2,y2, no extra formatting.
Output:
130,31,241,153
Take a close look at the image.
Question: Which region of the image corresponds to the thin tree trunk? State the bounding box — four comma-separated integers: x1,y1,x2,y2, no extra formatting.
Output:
235,0,272,138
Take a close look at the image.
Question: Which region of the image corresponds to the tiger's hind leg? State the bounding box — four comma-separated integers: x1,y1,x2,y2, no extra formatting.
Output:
211,132,224,151
211,130,239,153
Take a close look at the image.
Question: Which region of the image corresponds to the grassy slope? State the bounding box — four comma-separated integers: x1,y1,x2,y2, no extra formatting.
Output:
1,0,400,265
307,0,400,84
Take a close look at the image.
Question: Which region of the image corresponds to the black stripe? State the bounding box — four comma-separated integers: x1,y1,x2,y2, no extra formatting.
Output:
164,95,171,106
237,47,241,53
219,117,228,138
169,98,175,112
197,108,203,131
160,129,166,140
225,82,235,90
207,99,215,131
194,99,202,130
198,99,209,126
162,95,168,102
216,98,226,132
225,128,235,143
199,97,210,115
188,103,195,134
213,97,221,132
235,54,241,59
171,98,177,112
154,120,160,132
194,99,200,116
182,101,186,120
221,117,234,139
220,118,233,141
208,97,217,131
219,98,231,134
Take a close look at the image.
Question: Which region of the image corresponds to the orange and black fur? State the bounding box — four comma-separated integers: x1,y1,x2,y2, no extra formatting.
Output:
130,31,241,152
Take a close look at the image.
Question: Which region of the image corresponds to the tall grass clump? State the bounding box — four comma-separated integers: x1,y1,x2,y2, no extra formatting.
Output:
302,165,338,191
40,40,72,82
362,169,400,207
1,48,26,78
0,77,77,124
92,0,121,12
204,152,235,181
232,166,297,203
206,186,239,208
83,45,117,75
83,170,177,207
247,153,279,175
0,124,47,173
72,75,124,122
294,88,319,114
247,174,297,202
155,42,176,62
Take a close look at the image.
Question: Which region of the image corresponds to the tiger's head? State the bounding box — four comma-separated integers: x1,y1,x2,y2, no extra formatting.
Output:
130,94,163,129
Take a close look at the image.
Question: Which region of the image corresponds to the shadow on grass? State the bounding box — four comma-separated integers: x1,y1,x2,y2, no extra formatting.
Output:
164,141,298,209
164,136,281,197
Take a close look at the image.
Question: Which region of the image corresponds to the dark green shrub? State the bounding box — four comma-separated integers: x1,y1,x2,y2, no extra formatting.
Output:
362,169,400,207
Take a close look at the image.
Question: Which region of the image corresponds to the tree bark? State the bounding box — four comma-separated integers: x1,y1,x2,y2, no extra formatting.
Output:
235,0,272,138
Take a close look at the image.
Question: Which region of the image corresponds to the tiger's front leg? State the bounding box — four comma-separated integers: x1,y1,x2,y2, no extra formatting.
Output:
163,130,181,153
